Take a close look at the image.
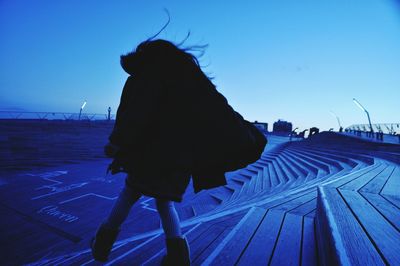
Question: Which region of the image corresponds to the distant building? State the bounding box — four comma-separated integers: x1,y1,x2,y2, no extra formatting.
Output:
273,119,292,133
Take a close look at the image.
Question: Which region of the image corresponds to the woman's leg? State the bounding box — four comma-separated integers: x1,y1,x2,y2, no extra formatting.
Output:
155,199,182,238
103,185,142,229
156,199,190,265
91,185,141,261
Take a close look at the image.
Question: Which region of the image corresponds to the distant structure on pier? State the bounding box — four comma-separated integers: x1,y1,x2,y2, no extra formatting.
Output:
273,119,292,134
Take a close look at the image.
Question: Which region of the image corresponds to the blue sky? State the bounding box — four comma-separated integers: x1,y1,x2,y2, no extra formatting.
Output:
0,0,399,131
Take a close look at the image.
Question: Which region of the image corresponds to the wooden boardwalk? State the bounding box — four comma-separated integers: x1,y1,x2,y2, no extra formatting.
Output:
0,121,399,265
317,162,400,265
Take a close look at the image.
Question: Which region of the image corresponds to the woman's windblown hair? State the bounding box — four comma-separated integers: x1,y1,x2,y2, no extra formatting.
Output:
121,9,209,79
120,39,208,80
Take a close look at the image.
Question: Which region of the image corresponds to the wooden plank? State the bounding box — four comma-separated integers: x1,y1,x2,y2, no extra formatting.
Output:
340,164,388,191
247,174,258,195
102,234,162,266
205,207,266,265
245,167,259,175
301,216,318,266
340,189,400,265
289,198,317,216
262,165,271,191
279,152,308,178
360,165,395,194
270,213,303,265
192,226,235,264
276,155,301,181
276,156,298,183
316,187,385,265
324,163,383,188
291,148,344,171
302,148,357,167
383,194,400,209
254,171,263,194
305,209,316,218
283,151,319,177
360,192,400,231
190,224,227,263
288,148,331,174
268,163,280,188
272,160,287,184
304,146,374,165
206,211,247,228
237,210,285,265
0,205,74,265
271,190,317,212
381,166,400,197
237,181,251,199
72,238,149,265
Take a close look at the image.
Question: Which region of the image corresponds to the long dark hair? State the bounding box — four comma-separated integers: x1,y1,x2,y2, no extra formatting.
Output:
120,39,209,80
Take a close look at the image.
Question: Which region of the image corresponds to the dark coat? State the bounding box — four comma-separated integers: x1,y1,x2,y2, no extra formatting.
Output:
109,72,266,201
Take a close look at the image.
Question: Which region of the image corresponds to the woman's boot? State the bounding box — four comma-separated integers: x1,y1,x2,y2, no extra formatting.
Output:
162,237,191,265
90,223,120,262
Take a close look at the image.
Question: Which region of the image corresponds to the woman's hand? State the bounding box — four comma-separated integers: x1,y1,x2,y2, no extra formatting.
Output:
104,142,120,158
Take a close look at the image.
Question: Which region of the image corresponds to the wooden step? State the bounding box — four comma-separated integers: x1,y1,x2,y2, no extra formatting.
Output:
203,207,266,265
316,182,400,265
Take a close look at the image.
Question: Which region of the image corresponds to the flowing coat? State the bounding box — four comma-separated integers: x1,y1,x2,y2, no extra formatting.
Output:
109,72,266,202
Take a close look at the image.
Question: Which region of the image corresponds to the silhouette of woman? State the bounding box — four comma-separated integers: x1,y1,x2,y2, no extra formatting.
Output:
91,39,267,265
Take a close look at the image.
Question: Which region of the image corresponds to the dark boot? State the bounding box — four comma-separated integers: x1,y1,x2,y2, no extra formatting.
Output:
90,223,120,262
162,237,191,266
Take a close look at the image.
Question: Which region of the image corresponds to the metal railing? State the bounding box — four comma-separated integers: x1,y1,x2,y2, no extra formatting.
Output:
0,111,115,121
345,123,400,135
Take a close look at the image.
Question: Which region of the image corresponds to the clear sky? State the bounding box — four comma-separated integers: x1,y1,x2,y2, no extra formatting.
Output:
1,0,399,131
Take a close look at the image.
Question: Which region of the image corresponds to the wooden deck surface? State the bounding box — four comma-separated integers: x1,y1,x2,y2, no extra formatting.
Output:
0,121,399,265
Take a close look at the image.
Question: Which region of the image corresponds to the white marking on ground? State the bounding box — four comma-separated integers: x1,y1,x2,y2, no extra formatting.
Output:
140,197,158,212
37,205,79,222
35,177,63,191
24,170,90,201
27,171,68,191
31,182,88,200
23,171,68,178
59,193,118,204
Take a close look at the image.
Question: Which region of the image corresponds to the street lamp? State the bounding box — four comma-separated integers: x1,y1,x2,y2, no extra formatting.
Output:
329,111,342,131
79,100,87,120
353,98,373,133
107,107,111,121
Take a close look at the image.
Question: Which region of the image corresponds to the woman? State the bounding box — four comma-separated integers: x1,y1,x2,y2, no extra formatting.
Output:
91,39,266,265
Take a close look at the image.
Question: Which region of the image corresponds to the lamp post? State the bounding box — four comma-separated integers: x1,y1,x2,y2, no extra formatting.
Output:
79,100,87,120
329,111,342,131
353,98,373,133
107,107,111,121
